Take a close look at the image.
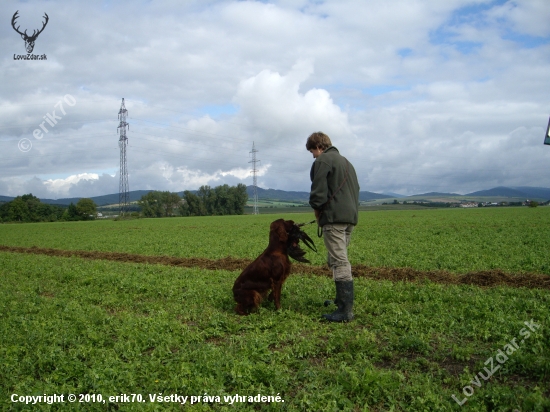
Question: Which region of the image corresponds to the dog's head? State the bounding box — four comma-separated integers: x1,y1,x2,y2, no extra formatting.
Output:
270,219,316,263
270,219,294,243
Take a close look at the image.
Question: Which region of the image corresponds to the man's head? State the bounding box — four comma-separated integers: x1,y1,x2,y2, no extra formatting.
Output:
306,132,332,158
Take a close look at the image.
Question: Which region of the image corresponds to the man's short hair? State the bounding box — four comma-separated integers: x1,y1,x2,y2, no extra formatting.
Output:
306,132,332,151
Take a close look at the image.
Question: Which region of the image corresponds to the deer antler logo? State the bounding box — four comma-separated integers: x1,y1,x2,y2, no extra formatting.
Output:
11,11,49,54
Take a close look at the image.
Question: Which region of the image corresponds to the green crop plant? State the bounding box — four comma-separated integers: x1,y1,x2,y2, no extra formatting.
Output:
1,249,549,411
1,207,549,275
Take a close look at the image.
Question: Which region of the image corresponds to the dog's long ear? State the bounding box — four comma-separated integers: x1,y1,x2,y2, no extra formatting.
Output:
270,219,288,242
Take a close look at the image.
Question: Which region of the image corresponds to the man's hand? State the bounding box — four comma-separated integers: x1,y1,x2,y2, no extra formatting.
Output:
314,209,321,223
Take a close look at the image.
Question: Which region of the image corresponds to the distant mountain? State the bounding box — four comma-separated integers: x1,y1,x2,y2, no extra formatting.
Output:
411,192,461,198
36,190,153,206
1,186,549,206
463,186,550,200
510,186,550,200
382,192,406,198
0,191,155,206
359,191,392,201
246,186,391,202
249,187,309,202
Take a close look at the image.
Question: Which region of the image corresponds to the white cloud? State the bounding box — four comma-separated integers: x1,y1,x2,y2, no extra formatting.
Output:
0,0,549,199
490,0,550,38
220,164,270,180
44,173,99,197
234,60,352,140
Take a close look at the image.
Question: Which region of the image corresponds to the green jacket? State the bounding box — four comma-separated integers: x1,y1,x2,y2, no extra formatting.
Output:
309,146,360,226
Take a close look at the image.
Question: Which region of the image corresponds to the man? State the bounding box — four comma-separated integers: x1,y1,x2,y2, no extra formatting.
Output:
306,132,360,322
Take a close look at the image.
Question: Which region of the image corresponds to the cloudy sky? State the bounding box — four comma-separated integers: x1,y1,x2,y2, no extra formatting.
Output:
1,0,549,199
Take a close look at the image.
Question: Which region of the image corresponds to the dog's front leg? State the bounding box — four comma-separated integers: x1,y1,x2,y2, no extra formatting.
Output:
272,281,282,310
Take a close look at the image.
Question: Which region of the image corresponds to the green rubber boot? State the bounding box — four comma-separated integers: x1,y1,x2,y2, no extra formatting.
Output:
322,281,354,322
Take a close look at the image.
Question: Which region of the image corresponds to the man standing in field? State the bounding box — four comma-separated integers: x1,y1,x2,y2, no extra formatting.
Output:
306,132,360,322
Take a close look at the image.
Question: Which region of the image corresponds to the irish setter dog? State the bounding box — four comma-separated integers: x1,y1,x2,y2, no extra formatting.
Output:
232,219,315,315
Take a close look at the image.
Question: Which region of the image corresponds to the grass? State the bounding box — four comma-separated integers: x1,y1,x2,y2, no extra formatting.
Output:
0,253,548,411
1,207,549,410
1,207,549,274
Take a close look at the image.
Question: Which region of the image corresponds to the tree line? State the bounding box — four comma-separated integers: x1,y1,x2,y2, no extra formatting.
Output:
1,184,249,223
0,194,97,223
138,184,248,217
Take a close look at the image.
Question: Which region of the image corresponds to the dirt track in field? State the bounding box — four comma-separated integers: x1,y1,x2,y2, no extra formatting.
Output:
1,244,549,290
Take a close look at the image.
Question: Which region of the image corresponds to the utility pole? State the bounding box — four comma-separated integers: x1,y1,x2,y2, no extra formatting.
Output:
544,115,550,145
118,98,130,216
249,142,260,215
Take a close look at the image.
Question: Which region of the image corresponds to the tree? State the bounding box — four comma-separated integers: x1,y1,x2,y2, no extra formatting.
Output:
160,191,181,217
138,191,163,217
138,191,181,217
76,198,98,220
62,202,80,221
125,185,247,218
230,183,248,215
198,185,216,215
180,184,247,217
182,191,205,216
21,194,42,221
0,194,66,223
8,197,28,222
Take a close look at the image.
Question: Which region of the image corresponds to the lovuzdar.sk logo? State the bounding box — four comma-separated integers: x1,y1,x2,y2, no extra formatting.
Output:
11,10,49,60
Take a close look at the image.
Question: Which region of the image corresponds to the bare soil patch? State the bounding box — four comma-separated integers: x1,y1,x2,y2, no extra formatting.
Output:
1,245,549,290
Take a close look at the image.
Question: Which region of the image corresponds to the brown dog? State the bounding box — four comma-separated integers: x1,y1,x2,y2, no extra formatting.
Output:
232,219,316,315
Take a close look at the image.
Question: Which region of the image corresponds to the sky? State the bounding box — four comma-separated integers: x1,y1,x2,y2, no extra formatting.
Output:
1,0,549,199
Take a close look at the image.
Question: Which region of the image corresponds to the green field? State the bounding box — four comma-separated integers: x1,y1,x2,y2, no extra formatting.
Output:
1,207,549,274
1,207,549,411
